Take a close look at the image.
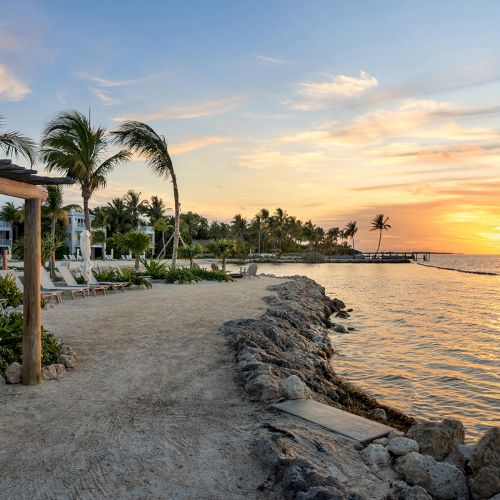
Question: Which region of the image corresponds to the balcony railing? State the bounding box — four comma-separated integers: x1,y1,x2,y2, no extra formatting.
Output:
0,221,12,229
0,239,12,247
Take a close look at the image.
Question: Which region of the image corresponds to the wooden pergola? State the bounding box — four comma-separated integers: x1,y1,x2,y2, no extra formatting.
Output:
0,159,76,385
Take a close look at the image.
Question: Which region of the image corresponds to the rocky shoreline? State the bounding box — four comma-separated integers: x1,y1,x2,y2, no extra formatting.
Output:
221,276,500,499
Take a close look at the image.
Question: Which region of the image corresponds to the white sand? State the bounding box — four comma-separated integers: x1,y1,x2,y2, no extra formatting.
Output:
0,277,281,499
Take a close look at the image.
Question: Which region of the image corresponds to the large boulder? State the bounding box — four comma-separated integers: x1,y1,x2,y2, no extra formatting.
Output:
245,374,280,401
361,444,391,467
42,364,58,381
387,436,419,456
468,427,500,499
5,362,22,384
58,354,77,369
407,418,465,462
397,452,469,499
281,374,310,400
389,480,432,500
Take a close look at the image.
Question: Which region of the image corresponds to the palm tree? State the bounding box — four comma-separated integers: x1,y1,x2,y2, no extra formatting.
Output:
345,221,358,253
231,214,247,242
112,121,182,268
124,190,147,228
370,214,391,256
145,195,167,225
40,110,130,231
153,216,173,258
112,230,151,271
178,244,201,268
106,198,134,234
0,115,37,165
208,239,235,271
326,227,340,254
42,185,81,278
0,202,23,241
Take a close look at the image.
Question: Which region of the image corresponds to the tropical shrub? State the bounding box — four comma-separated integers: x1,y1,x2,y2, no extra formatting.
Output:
163,267,201,284
92,266,118,282
207,239,236,271
0,274,23,307
0,312,63,376
140,258,168,279
191,268,232,282
119,268,152,288
178,244,202,268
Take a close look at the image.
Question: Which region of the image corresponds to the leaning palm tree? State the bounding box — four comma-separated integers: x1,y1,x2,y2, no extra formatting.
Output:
112,121,182,267
40,110,130,231
153,216,173,259
370,214,391,256
345,221,358,253
0,115,37,165
42,185,81,278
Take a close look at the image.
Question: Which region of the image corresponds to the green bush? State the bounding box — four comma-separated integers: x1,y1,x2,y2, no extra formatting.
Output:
140,258,169,279
163,267,232,284
0,312,63,376
92,266,118,282
92,266,152,288
191,268,232,282
0,274,23,307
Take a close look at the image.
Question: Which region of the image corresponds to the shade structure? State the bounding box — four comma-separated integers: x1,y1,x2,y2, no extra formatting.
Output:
79,229,92,283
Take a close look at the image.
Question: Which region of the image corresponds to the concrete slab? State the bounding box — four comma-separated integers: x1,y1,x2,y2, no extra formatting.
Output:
272,399,394,444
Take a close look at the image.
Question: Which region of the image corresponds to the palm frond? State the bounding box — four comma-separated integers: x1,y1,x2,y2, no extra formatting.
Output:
0,115,37,165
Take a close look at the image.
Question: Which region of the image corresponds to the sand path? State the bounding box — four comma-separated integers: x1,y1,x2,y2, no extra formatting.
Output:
0,277,280,499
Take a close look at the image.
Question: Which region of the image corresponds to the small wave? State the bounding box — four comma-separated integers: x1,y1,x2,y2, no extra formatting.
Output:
417,262,499,276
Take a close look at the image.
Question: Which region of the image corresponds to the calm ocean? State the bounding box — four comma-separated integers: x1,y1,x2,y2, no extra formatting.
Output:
255,255,500,442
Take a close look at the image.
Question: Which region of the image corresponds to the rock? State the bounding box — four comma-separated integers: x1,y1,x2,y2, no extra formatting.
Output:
58,354,77,369
5,306,14,312
0,375,5,386
297,486,343,499
245,374,280,401
333,325,348,333
61,345,77,357
457,444,473,462
255,437,285,466
371,408,387,420
347,327,356,331
42,364,58,380
407,418,465,462
390,480,432,500
361,444,391,467
373,437,389,446
15,305,23,312
280,374,310,400
335,310,350,319
387,436,419,456
397,451,469,499
5,362,22,384
53,364,66,376
468,427,500,499
282,465,309,490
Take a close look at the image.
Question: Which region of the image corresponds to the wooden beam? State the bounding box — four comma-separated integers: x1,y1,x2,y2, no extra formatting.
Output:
22,198,42,385
0,177,48,201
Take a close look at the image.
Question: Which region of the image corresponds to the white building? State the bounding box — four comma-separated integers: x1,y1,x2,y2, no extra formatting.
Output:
65,210,155,259
0,220,13,255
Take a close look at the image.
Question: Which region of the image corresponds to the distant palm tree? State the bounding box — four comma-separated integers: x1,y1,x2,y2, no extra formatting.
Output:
153,216,173,259
113,230,151,271
145,195,167,225
42,185,81,278
231,214,247,241
208,239,235,271
370,214,391,256
0,202,24,241
0,115,37,165
40,110,130,231
112,121,182,267
326,227,340,254
124,190,147,228
178,244,202,268
345,221,358,253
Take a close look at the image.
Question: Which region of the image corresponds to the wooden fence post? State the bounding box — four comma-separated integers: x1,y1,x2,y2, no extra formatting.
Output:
22,198,42,385
2,249,7,270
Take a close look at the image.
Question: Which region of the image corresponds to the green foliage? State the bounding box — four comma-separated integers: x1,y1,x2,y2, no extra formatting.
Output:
163,267,232,284
0,312,63,376
191,268,232,282
178,244,202,267
140,258,169,279
92,266,118,282
92,266,152,288
0,274,23,307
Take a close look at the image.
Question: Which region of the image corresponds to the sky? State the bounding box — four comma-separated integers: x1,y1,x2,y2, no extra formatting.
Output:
0,0,499,253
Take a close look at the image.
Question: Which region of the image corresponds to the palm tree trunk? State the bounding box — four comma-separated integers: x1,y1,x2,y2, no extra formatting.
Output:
134,254,140,271
82,189,92,231
375,230,382,256
170,170,180,268
258,230,261,253
50,216,57,280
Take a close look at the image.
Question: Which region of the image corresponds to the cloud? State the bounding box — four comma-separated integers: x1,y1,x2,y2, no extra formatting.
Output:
170,135,234,155
77,72,161,88
297,70,378,98
90,88,120,106
255,54,293,66
0,32,20,51
0,63,30,101
113,96,244,122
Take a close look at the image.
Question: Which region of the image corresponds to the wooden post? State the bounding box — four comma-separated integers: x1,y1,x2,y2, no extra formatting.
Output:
2,249,7,270
22,198,42,385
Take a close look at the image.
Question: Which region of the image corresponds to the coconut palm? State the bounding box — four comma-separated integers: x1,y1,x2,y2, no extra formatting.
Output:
124,190,147,228
0,115,37,165
112,230,151,271
370,214,391,256
112,121,182,267
40,110,130,231
154,216,173,258
344,221,358,253
208,239,235,271
145,195,167,225
231,214,247,242
42,185,81,278
178,244,202,268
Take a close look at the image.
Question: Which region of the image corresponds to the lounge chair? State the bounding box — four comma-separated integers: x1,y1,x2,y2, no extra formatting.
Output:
39,266,88,300
88,273,126,293
245,263,259,279
63,255,69,261
56,264,109,296
0,270,63,304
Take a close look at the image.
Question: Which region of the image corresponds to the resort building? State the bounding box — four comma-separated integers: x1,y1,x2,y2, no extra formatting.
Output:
0,220,13,256
65,210,155,258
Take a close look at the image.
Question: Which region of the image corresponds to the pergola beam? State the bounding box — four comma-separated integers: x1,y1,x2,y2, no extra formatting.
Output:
0,178,48,201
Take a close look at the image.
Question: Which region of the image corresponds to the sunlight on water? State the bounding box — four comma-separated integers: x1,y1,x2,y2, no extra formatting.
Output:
256,259,500,441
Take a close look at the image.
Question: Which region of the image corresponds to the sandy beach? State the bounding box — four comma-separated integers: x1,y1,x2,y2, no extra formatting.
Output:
0,278,280,499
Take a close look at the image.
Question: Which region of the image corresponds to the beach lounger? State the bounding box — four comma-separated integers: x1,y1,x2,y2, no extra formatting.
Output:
40,266,88,300
245,263,259,279
0,270,63,304
88,274,126,293
63,255,69,261
56,264,109,296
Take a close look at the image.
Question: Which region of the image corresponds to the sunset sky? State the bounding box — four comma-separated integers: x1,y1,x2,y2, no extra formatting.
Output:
1,0,499,253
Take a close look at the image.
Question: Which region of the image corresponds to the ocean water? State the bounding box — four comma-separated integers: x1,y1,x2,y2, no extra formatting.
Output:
254,257,500,442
